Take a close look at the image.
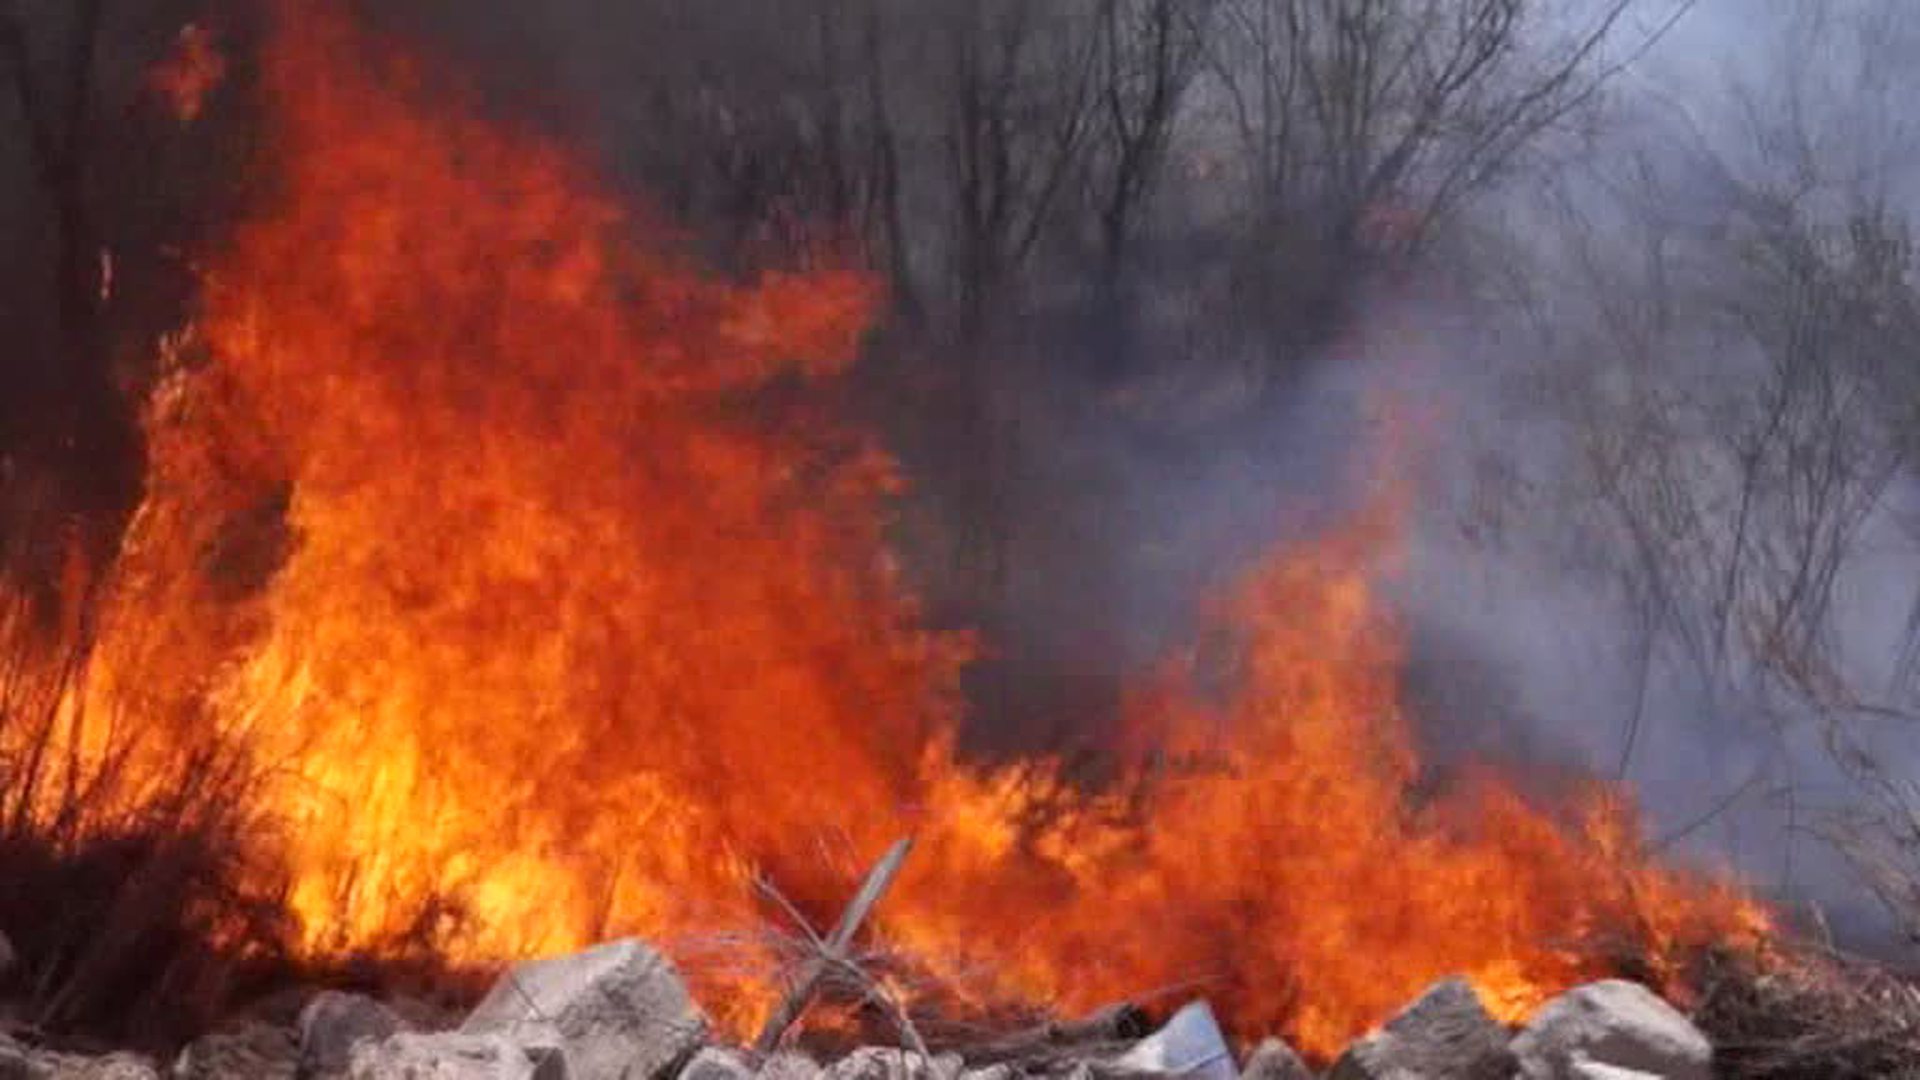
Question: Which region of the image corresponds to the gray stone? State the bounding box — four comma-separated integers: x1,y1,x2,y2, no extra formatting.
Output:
1053,1063,1138,1080
0,1037,32,1080
1239,1038,1310,1080
1509,980,1710,1080
37,1053,161,1080
0,1038,160,1080
952,1066,1009,1080
1568,1064,1666,1080
1328,978,1514,1080
349,1032,565,1080
300,992,408,1077
172,1022,298,1080
387,999,462,1034
823,1050,898,1080
463,940,704,1080
678,1050,751,1080
822,1050,959,1080
755,1053,821,1080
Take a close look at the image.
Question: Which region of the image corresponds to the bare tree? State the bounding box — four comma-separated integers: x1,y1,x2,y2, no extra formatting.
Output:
1187,0,1683,401
1500,0,1920,936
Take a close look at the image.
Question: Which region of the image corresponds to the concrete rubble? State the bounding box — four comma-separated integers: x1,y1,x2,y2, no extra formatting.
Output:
1327,978,1515,1080
0,1036,29,1080
455,938,707,1080
0,1040,159,1080
349,1032,564,1080
823,1049,963,1080
1238,1038,1311,1080
298,992,409,1078
679,1048,753,1080
1509,980,1711,1080
171,1022,297,1080
754,1053,823,1080
0,936,1729,1080
951,1066,1010,1080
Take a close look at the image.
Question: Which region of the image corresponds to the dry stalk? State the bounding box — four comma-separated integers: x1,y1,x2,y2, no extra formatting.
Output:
1695,942,1920,1079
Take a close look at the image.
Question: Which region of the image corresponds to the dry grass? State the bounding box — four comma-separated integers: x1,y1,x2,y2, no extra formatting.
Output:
1695,943,1920,1079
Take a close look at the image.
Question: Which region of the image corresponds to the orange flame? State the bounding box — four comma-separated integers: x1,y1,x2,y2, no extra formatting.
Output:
37,2,1767,1062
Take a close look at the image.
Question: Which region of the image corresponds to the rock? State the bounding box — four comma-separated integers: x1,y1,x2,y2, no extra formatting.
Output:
952,1060,1013,1080
952,1067,1009,1080
349,1032,565,1080
37,1053,161,1080
822,1050,959,1080
300,992,408,1077
1112,1002,1236,1080
1509,980,1710,1080
0,1037,157,1080
1328,978,1514,1080
755,1053,821,1080
1045,1063,1138,1080
462,939,704,1080
1568,1065,1667,1080
1239,1038,1310,1080
0,1037,32,1080
387,999,463,1034
822,1050,898,1080
678,1050,751,1080
172,1022,298,1080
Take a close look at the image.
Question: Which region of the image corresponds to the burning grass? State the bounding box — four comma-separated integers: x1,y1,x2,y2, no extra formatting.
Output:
0,0,1778,1062
0,582,287,1050
0,570,491,1052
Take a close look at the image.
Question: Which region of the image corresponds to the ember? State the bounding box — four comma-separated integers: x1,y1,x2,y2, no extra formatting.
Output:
146,24,226,124
9,0,1770,1065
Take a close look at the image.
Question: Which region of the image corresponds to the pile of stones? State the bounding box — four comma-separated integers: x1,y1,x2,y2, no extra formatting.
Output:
0,939,1715,1080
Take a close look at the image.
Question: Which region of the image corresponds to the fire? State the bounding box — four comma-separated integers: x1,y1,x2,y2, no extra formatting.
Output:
26,2,1767,1063
885,496,1768,1055
93,0,954,981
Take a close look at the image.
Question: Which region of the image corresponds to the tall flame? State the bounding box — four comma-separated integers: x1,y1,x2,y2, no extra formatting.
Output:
32,3,1766,1062
95,1,958,970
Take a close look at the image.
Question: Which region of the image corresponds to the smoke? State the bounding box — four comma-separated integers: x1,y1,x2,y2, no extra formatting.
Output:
1373,0,1920,952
